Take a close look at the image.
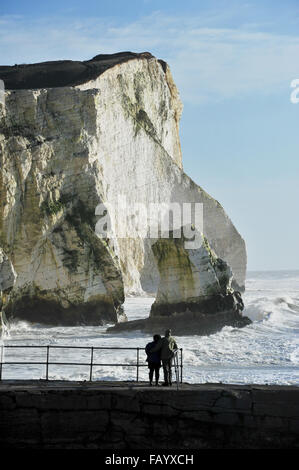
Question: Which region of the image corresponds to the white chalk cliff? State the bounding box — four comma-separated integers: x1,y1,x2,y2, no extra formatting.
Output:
0,52,247,325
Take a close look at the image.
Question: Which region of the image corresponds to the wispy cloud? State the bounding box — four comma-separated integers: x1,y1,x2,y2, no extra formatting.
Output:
1,12,299,103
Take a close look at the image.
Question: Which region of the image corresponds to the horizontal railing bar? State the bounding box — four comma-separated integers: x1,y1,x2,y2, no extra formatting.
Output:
3,345,48,348
1,363,179,368
91,364,147,367
3,345,146,350
2,362,47,365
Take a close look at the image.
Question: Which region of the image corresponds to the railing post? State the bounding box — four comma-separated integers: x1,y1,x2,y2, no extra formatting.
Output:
180,348,183,383
172,349,179,390
89,347,94,382
45,345,49,380
0,343,3,381
136,348,140,382
176,352,179,391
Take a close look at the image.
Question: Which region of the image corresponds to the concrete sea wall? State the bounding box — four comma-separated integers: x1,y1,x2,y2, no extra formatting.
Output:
0,381,298,449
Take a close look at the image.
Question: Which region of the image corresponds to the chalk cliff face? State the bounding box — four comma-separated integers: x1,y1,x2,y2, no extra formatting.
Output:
150,230,251,331
0,81,125,325
0,52,247,325
0,248,16,333
151,231,238,312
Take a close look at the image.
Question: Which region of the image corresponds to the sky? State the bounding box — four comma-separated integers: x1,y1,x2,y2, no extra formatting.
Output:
0,0,299,271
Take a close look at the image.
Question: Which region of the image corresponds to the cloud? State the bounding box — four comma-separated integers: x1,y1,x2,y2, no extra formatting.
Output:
1,12,299,103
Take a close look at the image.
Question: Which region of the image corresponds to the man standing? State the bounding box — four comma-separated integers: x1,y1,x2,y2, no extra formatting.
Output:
150,329,178,386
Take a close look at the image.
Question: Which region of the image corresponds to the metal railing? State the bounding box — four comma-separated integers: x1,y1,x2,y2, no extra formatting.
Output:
173,349,180,391
0,344,183,385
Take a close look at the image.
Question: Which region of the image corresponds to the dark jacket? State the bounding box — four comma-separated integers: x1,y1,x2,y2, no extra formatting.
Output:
151,335,178,361
145,341,161,364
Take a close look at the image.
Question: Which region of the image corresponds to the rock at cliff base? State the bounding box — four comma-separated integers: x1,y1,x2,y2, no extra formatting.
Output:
108,231,251,335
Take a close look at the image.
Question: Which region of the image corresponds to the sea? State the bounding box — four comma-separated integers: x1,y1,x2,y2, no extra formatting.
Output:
1,270,299,385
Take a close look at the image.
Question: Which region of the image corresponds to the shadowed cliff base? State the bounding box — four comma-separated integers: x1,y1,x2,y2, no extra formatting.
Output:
150,291,245,317
0,52,156,90
107,308,251,336
4,295,126,326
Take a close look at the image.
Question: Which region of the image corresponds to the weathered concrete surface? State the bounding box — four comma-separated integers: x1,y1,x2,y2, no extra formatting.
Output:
0,381,298,449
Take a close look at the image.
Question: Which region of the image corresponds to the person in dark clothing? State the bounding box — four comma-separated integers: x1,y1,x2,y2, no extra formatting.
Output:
145,334,162,386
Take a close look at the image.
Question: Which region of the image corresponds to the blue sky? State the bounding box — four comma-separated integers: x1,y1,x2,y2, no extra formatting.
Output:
1,0,299,270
